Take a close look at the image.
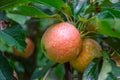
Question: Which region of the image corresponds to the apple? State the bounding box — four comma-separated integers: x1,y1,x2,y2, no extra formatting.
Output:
41,22,81,63
13,38,35,58
70,38,102,73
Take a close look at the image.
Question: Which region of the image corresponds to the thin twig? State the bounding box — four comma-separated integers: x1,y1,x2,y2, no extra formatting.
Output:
42,63,59,80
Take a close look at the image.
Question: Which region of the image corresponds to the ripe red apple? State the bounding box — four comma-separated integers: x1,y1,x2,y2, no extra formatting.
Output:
13,38,35,58
41,22,81,63
70,38,102,73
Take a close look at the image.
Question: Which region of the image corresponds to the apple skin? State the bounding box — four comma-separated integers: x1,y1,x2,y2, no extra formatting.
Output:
13,38,35,58
41,22,81,63
70,38,101,73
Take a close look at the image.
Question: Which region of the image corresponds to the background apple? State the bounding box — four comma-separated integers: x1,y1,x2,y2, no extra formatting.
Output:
13,38,35,58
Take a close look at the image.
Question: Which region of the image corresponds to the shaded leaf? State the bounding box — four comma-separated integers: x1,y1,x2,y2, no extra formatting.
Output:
0,0,30,10
0,11,9,21
82,58,101,80
112,2,120,10
31,61,55,79
103,37,120,54
0,25,26,51
0,52,16,80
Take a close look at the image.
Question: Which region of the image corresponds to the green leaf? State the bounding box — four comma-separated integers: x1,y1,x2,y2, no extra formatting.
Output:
106,59,120,80
0,0,30,10
97,18,120,38
30,0,72,15
82,58,101,80
76,0,89,15
110,60,120,78
98,11,115,19
100,0,113,7
98,19,120,38
31,61,55,79
0,38,12,52
84,0,113,15
10,6,51,18
106,73,118,80
0,52,16,80
102,7,120,18
86,11,120,39
84,4,95,15
54,64,64,79
7,13,27,24
98,58,112,80
0,25,26,51
68,0,89,16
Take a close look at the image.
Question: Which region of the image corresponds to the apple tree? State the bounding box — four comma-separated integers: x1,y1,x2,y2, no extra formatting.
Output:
0,0,120,80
